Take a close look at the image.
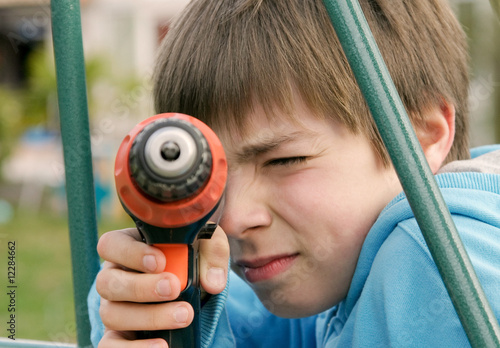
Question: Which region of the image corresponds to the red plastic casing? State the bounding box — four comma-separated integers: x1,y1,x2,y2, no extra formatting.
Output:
114,113,227,229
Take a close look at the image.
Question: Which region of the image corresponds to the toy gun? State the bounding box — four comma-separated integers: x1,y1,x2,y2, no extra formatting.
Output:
114,113,227,347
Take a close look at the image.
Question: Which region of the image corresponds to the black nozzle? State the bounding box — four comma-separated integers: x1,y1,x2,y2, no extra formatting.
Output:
161,141,181,161
129,118,212,202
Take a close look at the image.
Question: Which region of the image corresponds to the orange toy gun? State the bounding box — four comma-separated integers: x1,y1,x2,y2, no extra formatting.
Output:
115,113,227,347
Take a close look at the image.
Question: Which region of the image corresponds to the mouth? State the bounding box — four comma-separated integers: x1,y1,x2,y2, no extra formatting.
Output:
236,253,299,283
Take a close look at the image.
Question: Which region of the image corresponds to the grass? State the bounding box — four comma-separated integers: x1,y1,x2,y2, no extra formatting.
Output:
0,205,131,343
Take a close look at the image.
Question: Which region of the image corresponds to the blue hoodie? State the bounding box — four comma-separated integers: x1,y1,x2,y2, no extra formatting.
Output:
89,146,500,347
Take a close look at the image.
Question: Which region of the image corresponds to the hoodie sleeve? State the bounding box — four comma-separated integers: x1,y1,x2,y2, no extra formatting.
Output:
328,212,500,348
88,276,105,347
351,221,470,347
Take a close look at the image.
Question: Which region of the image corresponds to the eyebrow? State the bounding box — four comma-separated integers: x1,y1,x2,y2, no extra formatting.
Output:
234,130,313,163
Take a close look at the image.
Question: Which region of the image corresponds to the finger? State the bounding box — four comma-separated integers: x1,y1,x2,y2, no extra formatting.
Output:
199,227,230,294
100,299,194,331
99,330,168,348
97,228,166,273
96,267,182,302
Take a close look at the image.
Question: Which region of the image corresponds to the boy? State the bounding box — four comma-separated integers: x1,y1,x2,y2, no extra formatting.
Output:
89,0,500,346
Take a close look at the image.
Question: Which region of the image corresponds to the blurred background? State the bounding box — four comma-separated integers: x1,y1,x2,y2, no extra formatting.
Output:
0,0,499,343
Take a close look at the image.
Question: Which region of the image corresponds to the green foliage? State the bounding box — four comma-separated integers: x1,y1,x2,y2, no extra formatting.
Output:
0,88,24,175
0,45,143,180
22,47,58,128
0,205,130,342
0,208,75,341
491,0,500,22
20,46,110,127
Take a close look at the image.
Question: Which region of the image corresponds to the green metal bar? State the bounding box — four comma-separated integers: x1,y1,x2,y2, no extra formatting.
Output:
51,0,100,347
322,1,500,347
0,338,75,348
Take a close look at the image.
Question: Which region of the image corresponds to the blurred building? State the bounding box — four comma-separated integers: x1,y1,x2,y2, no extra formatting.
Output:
81,0,190,76
0,0,190,216
0,0,49,88
0,0,189,87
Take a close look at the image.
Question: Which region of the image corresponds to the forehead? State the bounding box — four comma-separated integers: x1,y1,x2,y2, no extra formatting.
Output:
213,97,323,142
214,102,316,146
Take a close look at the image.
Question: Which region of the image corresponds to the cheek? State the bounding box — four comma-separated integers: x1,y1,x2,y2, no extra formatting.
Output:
286,167,393,238
272,171,324,210
273,171,366,253
274,170,375,270
273,170,360,231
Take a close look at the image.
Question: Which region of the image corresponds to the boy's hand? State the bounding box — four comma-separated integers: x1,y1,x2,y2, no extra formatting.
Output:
95,227,229,347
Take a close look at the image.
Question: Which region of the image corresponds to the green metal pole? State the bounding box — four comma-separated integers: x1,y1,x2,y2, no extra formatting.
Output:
322,1,500,347
0,338,75,348
51,1,100,347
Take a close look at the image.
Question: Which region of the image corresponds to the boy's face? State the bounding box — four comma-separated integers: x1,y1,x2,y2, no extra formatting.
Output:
215,99,402,318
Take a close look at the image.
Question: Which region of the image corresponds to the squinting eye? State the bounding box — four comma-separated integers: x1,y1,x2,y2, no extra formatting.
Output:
265,156,308,167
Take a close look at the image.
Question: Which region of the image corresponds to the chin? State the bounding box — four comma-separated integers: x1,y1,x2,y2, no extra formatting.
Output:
248,274,346,318
259,296,333,319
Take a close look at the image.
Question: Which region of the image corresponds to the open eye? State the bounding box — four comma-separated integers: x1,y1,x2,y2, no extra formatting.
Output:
265,156,308,167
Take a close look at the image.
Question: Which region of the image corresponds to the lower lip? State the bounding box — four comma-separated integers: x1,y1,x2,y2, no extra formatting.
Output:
242,255,298,283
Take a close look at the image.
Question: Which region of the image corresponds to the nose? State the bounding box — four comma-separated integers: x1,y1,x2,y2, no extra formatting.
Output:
218,167,272,238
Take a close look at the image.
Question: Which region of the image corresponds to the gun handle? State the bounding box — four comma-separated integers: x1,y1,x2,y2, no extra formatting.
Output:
140,243,201,348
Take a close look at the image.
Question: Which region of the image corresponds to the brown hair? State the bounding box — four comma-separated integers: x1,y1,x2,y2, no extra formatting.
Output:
154,0,470,165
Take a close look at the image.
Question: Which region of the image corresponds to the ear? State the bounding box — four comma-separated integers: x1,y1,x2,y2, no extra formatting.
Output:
416,100,455,174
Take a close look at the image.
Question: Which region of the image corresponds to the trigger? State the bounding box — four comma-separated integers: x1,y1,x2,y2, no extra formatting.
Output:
198,222,217,239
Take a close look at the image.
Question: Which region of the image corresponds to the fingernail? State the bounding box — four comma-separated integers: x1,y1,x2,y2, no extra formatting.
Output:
150,342,165,348
174,306,189,323
207,267,225,288
143,255,157,272
156,279,171,297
